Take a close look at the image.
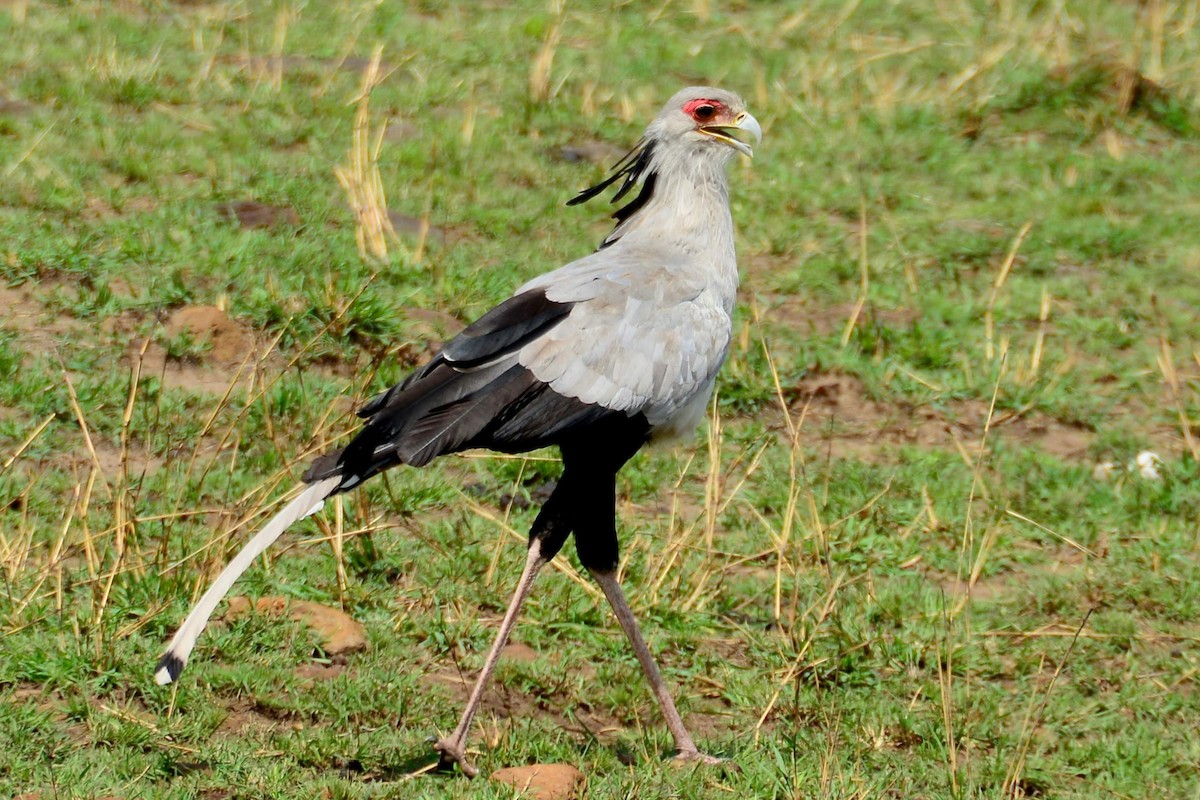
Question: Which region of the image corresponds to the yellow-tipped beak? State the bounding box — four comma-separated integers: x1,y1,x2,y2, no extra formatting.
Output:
699,111,762,158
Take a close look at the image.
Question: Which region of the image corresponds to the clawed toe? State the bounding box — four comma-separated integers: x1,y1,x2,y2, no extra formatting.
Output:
433,738,479,778
672,749,737,771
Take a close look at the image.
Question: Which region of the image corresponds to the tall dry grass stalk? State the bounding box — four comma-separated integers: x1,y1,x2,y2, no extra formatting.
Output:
1002,610,1092,796
335,46,400,265
1018,285,1052,386
528,0,563,106
1153,306,1199,461
984,221,1033,362
840,195,870,348
639,389,765,616
935,608,959,796
267,6,295,92
4,0,28,24
953,347,1007,617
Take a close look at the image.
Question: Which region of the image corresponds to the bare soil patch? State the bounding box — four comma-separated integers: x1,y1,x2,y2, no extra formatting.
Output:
216,201,301,230
383,120,418,141
135,345,253,395
0,283,77,358
553,139,624,165
81,195,157,222
0,98,34,117
386,211,451,246
776,370,1097,462
84,437,164,479
163,305,253,364
294,662,346,682
758,295,922,339
502,642,540,663
225,596,368,657
423,662,626,744
225,54,395,75
402,306,466,341
215,700,283,736
132,305,262,394
922,546,1093,606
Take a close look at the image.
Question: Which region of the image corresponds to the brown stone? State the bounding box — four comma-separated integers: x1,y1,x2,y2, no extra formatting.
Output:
489,764,585,800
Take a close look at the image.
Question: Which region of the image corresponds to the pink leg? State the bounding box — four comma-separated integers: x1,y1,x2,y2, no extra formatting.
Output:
589,568,723,765
434,540,547,777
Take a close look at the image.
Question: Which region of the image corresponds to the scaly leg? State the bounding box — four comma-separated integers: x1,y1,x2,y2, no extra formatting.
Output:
434,540,547,777
589,568,722,765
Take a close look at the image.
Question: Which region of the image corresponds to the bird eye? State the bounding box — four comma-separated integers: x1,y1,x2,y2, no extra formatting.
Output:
692,104,717,122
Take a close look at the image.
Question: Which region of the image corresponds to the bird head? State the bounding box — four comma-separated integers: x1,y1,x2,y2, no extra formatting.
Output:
648,86,762,160
567,86,760,249
568,87,761,214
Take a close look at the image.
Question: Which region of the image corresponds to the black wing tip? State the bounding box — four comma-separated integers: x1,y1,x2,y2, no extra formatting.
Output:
302,453,342,483
155,652,184,685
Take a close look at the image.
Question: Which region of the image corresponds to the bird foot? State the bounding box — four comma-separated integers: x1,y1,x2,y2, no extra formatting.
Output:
671,749,736,771
433,737,479,778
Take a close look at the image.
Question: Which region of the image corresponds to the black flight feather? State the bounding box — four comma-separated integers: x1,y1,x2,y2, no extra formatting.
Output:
303,289,580,486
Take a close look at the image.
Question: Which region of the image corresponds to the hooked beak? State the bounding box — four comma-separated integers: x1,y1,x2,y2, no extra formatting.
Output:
699,111,763,158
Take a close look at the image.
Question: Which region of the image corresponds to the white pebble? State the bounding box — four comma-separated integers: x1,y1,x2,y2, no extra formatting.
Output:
1134,451,1163,480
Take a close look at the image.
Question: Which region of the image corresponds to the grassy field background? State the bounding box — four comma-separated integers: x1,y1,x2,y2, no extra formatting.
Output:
1,1,1199,797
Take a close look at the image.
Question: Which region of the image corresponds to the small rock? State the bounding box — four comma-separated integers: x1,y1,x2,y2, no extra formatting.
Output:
225,597,368,656
490,764,585,800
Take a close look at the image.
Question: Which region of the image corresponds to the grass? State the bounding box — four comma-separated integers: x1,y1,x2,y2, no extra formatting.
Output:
1,0,1199,798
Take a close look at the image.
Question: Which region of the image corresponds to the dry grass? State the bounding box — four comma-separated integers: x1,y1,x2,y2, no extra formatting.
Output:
335,46,402,265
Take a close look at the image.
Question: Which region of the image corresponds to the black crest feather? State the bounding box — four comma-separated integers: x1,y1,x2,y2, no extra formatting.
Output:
567,139,656,209
567,139,658,248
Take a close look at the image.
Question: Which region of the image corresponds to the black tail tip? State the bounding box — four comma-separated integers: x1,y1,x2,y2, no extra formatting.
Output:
154,652,184,685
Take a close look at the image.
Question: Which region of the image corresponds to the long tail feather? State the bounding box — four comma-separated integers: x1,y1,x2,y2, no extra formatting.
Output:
154,476,342,685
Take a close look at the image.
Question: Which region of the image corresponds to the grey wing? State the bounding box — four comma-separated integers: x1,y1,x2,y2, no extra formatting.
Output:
516,255,733,434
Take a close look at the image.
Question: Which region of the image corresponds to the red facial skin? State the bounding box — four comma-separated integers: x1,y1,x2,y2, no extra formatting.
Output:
682,98,728,124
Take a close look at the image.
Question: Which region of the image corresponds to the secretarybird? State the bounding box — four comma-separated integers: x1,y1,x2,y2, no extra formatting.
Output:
155,86,761,776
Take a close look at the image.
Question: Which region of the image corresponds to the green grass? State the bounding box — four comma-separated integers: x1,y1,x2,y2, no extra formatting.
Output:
1,0,1199,798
